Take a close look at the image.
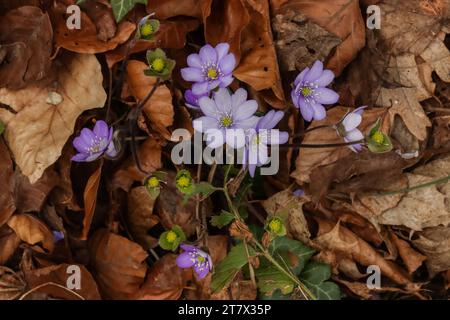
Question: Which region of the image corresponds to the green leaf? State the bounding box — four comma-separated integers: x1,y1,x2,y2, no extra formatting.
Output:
110,0,148,22
299,262,331,285
211,211,235,229
211,244,255,292
259,289,292,300
302,281,341,300
0,121,4,136
255,263,295,296
269,237,315,275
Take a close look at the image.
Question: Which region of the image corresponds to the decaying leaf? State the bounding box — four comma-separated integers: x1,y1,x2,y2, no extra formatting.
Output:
81,161,103,240
7,214,54,253
0,53,107,183
0,139,15,228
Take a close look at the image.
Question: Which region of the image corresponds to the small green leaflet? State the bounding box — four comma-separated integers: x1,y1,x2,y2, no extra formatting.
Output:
182,182,218,204
211,243,255,292
0,121,4,136
211,211,235,229
110,0,148,22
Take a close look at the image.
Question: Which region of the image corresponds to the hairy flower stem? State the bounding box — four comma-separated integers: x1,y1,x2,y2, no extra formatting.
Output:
375,174,450,196
220,180,316,300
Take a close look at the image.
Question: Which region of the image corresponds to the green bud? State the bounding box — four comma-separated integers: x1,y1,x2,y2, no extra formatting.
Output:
144,171,167,199
158,225,186,251
145,48,176,79
138,18,160,40
366,118,393,153
265,217,286,237
175,169,194,195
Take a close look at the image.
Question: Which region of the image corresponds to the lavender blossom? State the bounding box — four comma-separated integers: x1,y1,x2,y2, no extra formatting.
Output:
193,88,259,148
244,110,289,177
291,60,339,122
336,106,366,152
181,43,236,95
176,244,213,279
71,120,117,162
184,89,208,109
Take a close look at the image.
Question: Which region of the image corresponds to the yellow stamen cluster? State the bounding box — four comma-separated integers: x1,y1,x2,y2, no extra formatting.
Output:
220,115,233,128
207,68,218,79
166,231,178,243
301,86,313,97
140,23,154,37
268,219,282,233
177,176,191,188
152,58,166,72
372,131,385,144
147,176,159,188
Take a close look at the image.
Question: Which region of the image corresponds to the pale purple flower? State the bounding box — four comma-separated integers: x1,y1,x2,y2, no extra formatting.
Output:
176,244,213,279
193,88,259,148
181,43,236,95
184,89,207,109
53,231,64,242
71,120,117,162
244,110,289,177
293,189,305,197
336,106,366,152
291,60,339,122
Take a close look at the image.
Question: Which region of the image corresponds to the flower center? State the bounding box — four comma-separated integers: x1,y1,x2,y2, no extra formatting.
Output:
177,176,191,188
88,138,104,154
166,231,178,243
372,131,384,144
207,67,218,80
268,219,282,233
220,115,233,128
300,86,313,97
197,255,206,263
152,58,165,72
140,23,153,37
147,176,159,188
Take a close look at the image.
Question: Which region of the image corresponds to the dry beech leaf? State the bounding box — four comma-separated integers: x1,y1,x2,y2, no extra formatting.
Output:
127,186,159,250
126,60,174,138
413,226,450,277
233,0,285,107
112,138,162,191
0,226,21,265
147,0,204,19
89,229,148,299
7,214,54,253
203,0,250,63
0,139,16,228
81,161,103,240
0,267,26,300
375,155,450,231
23,263,101,300
0,53,107,183
51,1,135,54
136,254,192,300
291,106,388,184
262,189,311,243
314,218,412,286
0,6,53,89
273,0,366,76
390,232,426,274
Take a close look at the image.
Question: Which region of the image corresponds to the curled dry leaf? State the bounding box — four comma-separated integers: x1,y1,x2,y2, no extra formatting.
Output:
291,106,389,184
233,0,285,107
7,214,54,253
81,161,103,240
0,6,53,89
89,229,148,299
413,226,450,277
51,0,135,54
147,0,204,19
0,53,107,183
272,0,366,76
126,60,175,138
127,186,159,250
23,263,101,300
390,232,426,274
136,254,192,300
0,139,15,228
314,218,412,286
0,225,21,265
112,137,162,191
262,189,311,243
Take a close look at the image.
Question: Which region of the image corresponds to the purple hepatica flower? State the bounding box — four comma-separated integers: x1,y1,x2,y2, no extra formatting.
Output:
71,120,117,162
52,231,64,242
184,89,208,109
176,244,213,279
244,110,289,177
293,189,305,197
291,60,339,122
181,43,236,95
193,88,259,149
336,106,366,152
